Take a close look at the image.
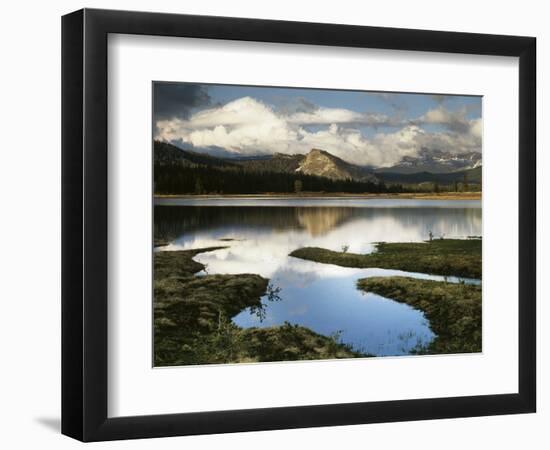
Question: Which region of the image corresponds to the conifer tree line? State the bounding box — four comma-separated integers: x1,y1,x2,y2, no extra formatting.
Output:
154,163,404,195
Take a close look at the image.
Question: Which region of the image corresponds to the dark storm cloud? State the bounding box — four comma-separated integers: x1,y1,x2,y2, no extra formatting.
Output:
153,83,211,121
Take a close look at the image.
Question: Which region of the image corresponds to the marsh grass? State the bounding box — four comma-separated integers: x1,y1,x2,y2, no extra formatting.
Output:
357,276,481,354
154,247,362,366
290,238,481,279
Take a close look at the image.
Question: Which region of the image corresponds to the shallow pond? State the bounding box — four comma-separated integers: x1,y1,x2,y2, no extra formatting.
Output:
155,198,481,356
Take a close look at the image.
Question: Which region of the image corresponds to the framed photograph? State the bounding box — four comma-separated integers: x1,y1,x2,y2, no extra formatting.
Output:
62,8,536,441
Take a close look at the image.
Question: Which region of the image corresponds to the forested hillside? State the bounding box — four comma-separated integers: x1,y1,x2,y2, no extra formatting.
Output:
153,141,480,194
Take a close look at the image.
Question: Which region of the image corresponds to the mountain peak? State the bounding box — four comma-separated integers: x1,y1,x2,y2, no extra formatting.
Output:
297,148,377,182
376,148,482,174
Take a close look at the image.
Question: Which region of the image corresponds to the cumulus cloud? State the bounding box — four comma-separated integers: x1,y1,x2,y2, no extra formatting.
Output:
155,96,481,167
277,97,319,115
286,108,399,127
469,118,482,139
416,106,473,134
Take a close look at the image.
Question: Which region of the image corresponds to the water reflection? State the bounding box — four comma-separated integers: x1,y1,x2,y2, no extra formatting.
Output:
155,200,481,356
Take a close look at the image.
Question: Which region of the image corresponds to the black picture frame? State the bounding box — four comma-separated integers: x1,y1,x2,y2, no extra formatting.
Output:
62,8,536,442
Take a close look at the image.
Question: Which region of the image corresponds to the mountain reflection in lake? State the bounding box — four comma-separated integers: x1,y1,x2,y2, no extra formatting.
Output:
155,199,481,357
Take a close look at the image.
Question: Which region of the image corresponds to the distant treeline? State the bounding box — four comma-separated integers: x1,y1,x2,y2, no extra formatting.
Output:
154,164,405,195
153,141,481,195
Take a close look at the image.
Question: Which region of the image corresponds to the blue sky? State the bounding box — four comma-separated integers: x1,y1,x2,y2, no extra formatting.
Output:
154,82,482,167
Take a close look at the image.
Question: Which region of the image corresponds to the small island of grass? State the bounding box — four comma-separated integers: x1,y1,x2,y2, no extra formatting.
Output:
290,238,482,354
154,247,363,366
357,277,481,354
290,238,481,279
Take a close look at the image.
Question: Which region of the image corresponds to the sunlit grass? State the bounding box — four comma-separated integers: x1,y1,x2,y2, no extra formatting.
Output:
290,238,481,279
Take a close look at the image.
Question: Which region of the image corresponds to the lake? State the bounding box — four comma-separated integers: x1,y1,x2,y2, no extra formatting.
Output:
154,198,482,357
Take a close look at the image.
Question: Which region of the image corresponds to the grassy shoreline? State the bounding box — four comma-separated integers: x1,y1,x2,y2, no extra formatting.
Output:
155,238,482,362
358,277,481,354
154,192,481,201
290,239,482,279
154,247,363,366
291,239,482,355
